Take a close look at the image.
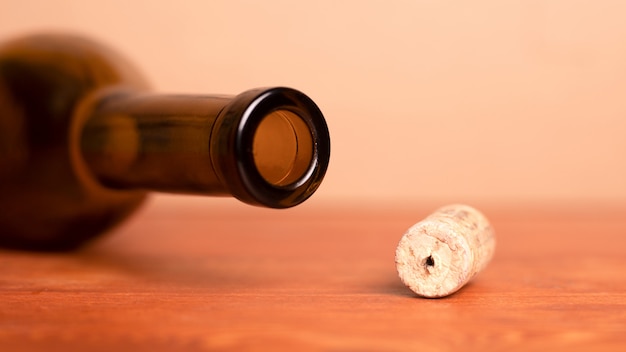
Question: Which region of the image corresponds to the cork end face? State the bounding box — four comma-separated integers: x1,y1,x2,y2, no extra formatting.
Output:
395,224,473,298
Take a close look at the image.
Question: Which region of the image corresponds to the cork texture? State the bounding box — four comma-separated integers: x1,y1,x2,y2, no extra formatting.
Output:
395,204,496,298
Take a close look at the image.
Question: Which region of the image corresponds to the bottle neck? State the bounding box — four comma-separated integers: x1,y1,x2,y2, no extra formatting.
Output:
81,91,231,195
79,87,331,208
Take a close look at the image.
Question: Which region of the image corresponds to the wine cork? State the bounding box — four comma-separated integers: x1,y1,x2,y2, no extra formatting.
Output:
395,204,496,298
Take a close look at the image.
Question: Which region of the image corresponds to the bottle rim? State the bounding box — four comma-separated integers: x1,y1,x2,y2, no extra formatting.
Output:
211,87,330,208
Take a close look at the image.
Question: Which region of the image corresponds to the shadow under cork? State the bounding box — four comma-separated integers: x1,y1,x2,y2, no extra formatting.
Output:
378,277,477,300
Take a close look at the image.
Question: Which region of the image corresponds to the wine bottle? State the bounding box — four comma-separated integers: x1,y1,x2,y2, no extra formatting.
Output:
0,33,330,250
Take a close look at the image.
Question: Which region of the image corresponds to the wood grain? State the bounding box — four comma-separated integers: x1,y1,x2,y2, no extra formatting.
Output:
1,198,625,351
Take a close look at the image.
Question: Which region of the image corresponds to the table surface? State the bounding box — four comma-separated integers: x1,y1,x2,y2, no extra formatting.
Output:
1,198,625,351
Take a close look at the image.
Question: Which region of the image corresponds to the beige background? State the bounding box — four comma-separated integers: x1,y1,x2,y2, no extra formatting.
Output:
2,0,625,206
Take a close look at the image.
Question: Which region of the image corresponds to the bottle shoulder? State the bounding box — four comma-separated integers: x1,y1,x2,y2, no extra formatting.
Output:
0,33,149,250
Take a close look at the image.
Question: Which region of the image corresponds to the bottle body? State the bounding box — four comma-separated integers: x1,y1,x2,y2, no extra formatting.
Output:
0,34,330,250
0,34,149,250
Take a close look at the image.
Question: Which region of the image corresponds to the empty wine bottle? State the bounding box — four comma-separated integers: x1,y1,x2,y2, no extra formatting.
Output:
0,33,330,250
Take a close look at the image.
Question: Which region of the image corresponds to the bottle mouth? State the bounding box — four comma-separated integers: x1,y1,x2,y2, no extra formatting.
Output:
252,109,314,187
211,87,330,208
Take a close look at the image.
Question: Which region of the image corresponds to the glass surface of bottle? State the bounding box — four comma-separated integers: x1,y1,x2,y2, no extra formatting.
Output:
0,33,330,250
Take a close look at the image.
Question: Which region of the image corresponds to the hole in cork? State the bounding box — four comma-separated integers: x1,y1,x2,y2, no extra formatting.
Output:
424,255,435,268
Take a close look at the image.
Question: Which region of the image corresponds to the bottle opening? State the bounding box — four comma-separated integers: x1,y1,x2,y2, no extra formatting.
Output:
252,109,314,187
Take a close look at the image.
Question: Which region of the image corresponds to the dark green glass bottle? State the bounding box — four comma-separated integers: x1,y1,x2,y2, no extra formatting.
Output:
0,33,330,250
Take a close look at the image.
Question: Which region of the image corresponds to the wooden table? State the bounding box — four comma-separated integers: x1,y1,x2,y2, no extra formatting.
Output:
1,198,625,351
